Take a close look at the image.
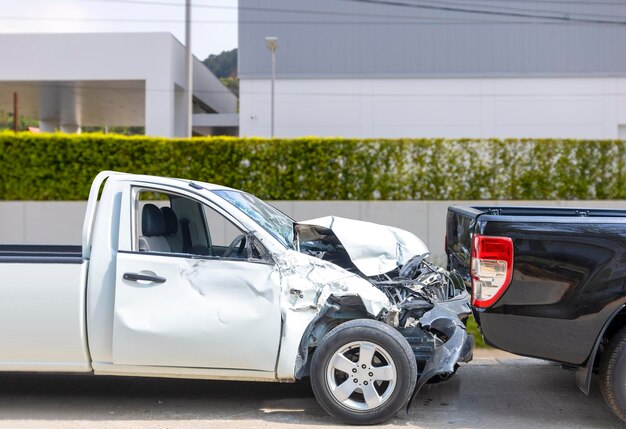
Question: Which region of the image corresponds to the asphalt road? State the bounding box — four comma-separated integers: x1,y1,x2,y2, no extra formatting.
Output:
0,356,624,429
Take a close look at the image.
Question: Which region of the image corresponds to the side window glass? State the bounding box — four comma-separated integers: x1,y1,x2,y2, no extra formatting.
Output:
133,187,267,261
202,205,267,260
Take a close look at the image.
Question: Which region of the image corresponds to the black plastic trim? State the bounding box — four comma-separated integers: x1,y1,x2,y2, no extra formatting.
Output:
576,304,626,395
0,245,83,264
123,272,167,283
0,256,84,264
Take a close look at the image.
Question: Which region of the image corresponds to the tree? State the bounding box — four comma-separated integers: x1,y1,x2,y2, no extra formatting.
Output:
203,49,237,79
219,77,239,97
0,111,38,131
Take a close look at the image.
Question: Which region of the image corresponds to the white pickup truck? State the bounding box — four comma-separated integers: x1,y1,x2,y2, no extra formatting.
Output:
0,171,472,424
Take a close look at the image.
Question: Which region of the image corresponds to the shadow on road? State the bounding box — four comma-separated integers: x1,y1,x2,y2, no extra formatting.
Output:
0,363,623,428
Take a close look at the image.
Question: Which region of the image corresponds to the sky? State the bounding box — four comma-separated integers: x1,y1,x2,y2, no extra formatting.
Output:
0,0,238,60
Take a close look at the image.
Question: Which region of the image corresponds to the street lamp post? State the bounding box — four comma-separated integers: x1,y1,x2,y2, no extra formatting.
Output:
185,0,193,137
265,36,278,138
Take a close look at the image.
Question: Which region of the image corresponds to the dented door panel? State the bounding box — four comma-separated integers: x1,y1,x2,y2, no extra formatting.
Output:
113,252,281,371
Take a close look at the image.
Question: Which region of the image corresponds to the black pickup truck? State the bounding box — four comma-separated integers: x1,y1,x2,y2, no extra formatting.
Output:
446,205,626,422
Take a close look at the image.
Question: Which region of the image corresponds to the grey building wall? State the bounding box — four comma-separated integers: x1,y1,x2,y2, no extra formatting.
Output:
4,200,626,264
239,0,626,79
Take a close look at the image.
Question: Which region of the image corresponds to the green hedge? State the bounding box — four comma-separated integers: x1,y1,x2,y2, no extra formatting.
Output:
1,131,626,201
466,316,486,348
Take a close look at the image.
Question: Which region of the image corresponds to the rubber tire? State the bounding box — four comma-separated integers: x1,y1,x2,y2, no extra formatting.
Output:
310,319,417,425
600,326,626,423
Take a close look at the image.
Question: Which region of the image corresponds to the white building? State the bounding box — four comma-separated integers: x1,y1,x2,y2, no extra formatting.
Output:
0,32,238,137
239,1,626,139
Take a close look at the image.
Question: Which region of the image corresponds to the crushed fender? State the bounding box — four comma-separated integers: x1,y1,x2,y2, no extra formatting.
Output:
289,217,473,390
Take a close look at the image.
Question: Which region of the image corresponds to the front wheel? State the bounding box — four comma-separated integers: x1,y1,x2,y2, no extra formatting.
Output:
310,319,417,425
600,326,626,423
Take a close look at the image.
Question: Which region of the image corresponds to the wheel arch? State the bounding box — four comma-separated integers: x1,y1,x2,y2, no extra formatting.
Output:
294,295,373,379
576,303,626,395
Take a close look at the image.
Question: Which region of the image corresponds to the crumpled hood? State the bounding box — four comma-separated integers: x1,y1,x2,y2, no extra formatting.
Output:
295,216,429,277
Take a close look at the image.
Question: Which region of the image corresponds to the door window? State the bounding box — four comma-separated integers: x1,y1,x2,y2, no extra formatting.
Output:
133,188,266,260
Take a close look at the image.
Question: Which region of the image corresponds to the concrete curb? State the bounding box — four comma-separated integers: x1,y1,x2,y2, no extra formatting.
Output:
469,348,553,366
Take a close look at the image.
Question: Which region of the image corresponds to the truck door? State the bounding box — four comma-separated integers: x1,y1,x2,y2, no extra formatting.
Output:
112,186,281,372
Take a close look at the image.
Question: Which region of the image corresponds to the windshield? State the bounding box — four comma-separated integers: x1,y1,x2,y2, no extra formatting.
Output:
212,190,295,249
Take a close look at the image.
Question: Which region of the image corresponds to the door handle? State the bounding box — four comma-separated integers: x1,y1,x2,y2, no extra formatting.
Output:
123,272,166,284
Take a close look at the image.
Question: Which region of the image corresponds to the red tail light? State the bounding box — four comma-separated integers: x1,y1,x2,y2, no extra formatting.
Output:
471,234,514,308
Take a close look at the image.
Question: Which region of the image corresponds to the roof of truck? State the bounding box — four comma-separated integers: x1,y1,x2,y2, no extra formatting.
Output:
110,171,237,193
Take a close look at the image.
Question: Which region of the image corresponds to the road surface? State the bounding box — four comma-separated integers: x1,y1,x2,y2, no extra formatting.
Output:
0,351,623,428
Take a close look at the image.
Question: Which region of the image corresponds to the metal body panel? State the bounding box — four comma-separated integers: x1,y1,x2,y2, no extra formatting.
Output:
296,216,429,277
112,252,282,371
447,205,626,365
86,177,125,364
92,362,277,382
0,262,91,372
273,250,390,379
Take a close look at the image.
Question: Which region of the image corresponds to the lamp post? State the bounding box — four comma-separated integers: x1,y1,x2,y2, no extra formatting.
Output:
185,0,193,137
265,36,278,138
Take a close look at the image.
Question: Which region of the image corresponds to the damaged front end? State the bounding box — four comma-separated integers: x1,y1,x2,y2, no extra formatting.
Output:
294,216,473,390
373,256,474,393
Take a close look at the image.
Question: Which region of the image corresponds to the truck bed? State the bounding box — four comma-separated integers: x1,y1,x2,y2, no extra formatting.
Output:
0,244,90,372
448,205,626,219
